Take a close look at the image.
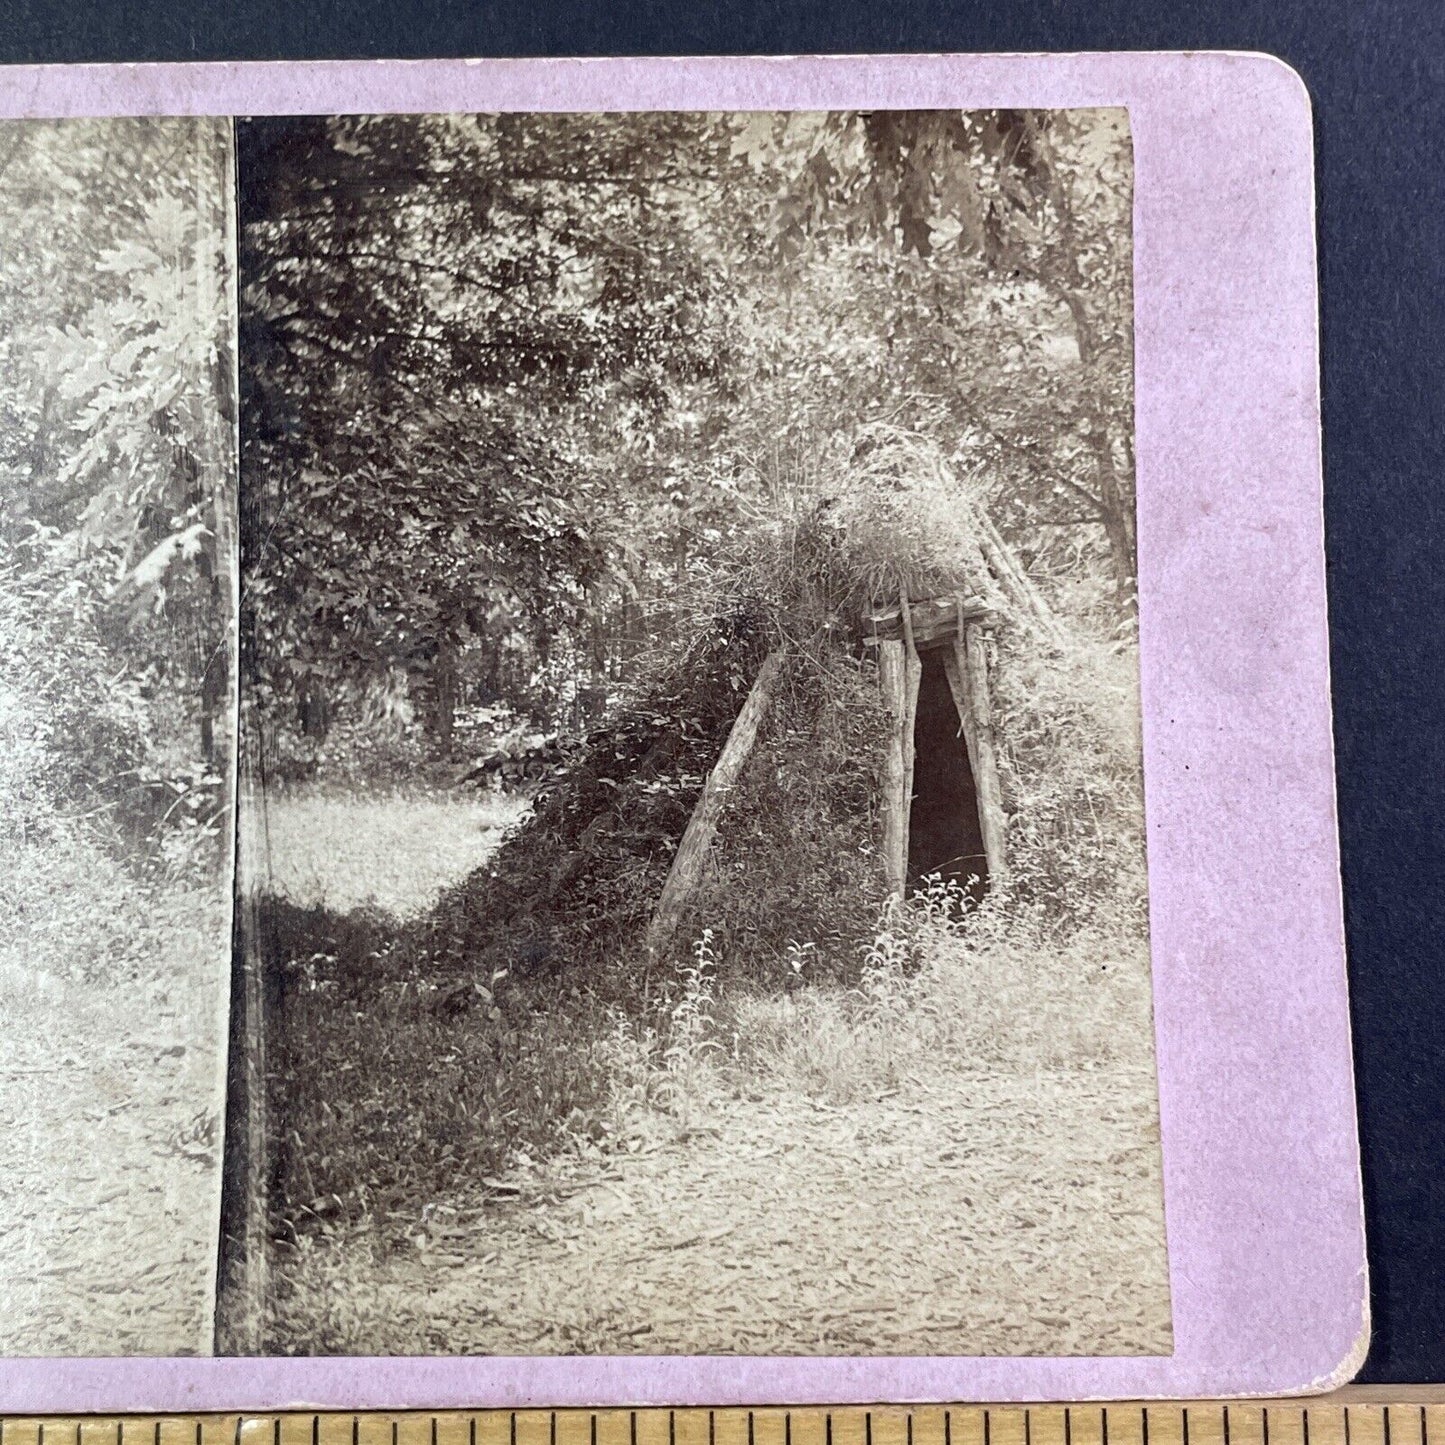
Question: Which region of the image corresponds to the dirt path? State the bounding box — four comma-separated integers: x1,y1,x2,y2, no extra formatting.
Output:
0,911,227,1356
275,1060,1171,1357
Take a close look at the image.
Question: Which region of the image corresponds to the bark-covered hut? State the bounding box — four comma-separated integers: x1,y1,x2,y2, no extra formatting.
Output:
405,436,1069,993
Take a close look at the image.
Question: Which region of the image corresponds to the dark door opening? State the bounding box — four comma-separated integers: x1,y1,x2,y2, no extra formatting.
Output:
908,649,990,901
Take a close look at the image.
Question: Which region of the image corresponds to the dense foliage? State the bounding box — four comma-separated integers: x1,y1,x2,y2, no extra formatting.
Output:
0,118,234,878
239,108,1136,773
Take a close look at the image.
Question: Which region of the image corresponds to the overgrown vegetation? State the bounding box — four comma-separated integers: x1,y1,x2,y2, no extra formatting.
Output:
257,441,1151,1237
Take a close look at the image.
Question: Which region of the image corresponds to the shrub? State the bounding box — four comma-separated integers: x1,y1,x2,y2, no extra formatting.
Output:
258,894,628,1225
0,531,228,877
0,538,151,849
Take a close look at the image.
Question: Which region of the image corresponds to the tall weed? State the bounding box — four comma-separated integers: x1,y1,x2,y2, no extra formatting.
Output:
719,876,1156,1106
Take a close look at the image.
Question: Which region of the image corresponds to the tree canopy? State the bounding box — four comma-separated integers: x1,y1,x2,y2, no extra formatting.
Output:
237,108,1137,769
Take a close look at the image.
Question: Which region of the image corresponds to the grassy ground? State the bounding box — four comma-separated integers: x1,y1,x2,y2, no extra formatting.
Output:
0,827,229,1355
260,789,1172,1357
271,1056,1170,1357
253,786,530,917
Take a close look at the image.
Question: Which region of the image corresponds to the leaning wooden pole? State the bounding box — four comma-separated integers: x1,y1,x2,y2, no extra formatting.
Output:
645,648,785,959
943,609,1008,885
976,511,1067,648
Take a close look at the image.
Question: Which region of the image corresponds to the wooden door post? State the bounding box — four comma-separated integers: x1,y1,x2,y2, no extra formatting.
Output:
878,635,921,902
943,606,1008,885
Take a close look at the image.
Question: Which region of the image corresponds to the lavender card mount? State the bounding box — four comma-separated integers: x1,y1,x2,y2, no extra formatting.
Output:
0,52,1363,1410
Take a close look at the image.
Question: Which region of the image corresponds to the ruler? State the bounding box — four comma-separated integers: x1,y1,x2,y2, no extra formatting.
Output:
2,1400,1442,1445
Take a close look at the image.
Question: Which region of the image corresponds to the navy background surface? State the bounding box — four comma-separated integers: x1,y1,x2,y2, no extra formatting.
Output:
1,0,1441,1386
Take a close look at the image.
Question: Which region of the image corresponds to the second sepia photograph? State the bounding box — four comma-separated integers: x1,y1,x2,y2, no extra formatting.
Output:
223,107,1169,1359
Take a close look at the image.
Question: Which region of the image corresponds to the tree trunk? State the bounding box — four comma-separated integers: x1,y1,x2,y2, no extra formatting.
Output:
644,648,784,958
621,593,644,672
944,621,1008,885
297,682,330,740
200,642,227,764
1091,421,1138,614
430,641,458,755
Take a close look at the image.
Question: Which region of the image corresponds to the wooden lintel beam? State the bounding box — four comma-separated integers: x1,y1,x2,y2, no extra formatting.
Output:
862,593,995,648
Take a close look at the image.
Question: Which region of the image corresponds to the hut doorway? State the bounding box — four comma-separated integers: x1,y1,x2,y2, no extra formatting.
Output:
908,650,990,900
866,592,1008,905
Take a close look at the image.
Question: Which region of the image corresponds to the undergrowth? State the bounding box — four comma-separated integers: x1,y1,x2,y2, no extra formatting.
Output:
0,818,222,997
263,859,1155,1248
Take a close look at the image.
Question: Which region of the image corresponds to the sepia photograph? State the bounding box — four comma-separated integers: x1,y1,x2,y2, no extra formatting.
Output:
221,106,1172,1359
0,116,236,1354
